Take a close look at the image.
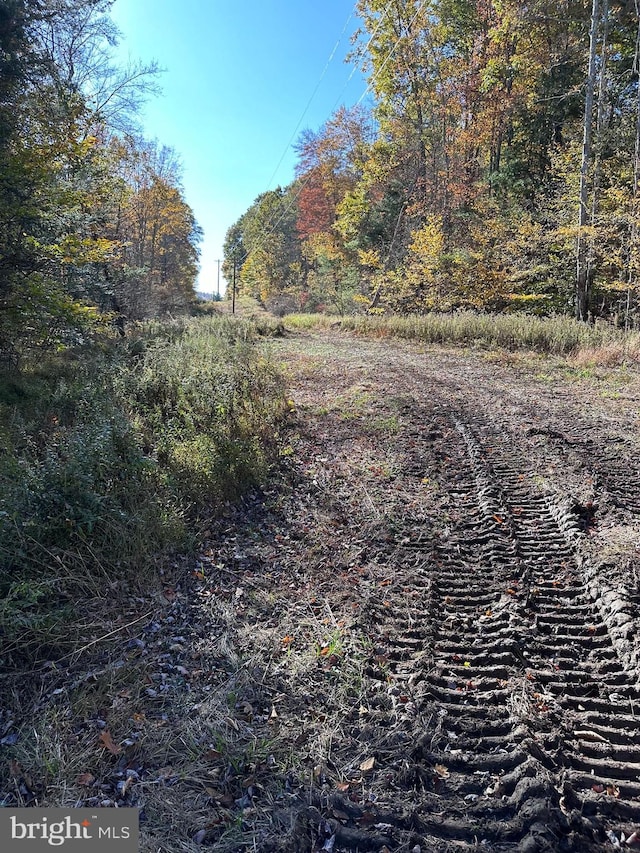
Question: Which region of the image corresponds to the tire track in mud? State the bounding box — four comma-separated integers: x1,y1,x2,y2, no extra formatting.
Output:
250,337,640,853
422,412,640,851
313,399,640,852
407,413,565,852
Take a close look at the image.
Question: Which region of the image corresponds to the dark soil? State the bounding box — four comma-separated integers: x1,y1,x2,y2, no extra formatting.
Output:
5,328,640,853
205,330,640,852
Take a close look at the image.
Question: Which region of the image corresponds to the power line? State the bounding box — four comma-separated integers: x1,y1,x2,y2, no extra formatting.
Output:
239,0,423,270
263,3,358,194
243,3,394,259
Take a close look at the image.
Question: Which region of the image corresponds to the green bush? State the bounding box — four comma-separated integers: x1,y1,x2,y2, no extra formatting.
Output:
0,317,286,666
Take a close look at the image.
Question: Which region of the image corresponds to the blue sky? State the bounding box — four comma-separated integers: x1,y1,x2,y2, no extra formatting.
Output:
110,1,369,294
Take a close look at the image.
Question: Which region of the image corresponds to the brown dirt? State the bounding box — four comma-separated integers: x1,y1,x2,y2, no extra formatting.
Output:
5,328,640,852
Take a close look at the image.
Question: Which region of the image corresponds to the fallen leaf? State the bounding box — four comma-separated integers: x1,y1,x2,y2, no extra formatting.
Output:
359,756,375,773
0,733,18,746
76,773,95,787
205,787,225,800
336,782,350,792
236,701,253,719
332,808,350,821
98,730,122,756
116,776,134,796
155,767,174,780
434,763,449,778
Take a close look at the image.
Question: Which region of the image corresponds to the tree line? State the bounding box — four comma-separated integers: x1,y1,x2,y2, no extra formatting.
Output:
1,0,201,364
225,0,640,323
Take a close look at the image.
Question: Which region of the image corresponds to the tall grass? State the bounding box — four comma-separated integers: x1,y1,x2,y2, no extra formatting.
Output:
285,310,640,359
0,316,286,666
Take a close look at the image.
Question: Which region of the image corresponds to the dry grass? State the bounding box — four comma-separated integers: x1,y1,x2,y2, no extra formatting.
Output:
281,310,640,363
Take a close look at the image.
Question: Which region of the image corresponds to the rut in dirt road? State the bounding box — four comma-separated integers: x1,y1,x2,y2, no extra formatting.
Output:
277,342,640,853
209,334,640,853
303,402,640,852
416,412,640,851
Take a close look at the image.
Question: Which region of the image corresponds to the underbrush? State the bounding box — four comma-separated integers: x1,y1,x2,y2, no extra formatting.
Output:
0,316,286,668
284,310,640,361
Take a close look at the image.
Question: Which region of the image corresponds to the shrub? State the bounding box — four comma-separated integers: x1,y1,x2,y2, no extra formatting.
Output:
0,316,286,666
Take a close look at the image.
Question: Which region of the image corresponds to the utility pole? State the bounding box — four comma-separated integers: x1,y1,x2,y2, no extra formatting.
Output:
215,259,221,299
232,260,236,314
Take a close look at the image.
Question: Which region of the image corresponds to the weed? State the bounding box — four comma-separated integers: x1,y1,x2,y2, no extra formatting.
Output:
283,310,640,362
0,316,287,667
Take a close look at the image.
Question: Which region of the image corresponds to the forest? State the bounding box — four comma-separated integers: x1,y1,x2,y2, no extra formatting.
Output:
6,4,640,850
225,0,640,324
0,0,285,666
0,0,201,365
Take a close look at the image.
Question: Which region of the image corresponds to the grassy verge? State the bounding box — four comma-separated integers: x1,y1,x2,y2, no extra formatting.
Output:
0,315,286,669
282,310,640,362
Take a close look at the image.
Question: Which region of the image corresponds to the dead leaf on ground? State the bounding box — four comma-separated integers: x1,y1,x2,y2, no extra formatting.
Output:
205,787,225,800
76,773,96,787
98,730,122,755
359,756,375,772
155,767,174,780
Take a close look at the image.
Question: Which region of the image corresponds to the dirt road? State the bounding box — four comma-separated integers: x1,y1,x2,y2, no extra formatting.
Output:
188,329,640,852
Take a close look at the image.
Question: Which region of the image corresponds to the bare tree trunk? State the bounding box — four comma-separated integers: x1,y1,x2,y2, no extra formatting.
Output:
576,0,601,321
588,0,609,317
626,3,640,331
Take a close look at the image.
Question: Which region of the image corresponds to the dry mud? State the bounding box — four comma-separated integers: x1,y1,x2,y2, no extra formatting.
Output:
209,330,640,853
